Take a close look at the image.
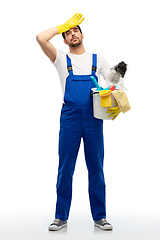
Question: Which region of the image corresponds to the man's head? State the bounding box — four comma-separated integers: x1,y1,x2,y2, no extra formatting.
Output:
62,26,84,48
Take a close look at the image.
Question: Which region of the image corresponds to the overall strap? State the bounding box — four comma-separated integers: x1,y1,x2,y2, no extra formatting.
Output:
92,54,97,75
66,55,73,75
66,53,97,76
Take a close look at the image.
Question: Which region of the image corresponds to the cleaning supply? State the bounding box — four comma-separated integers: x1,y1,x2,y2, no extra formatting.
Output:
106,103,121,120
90,76,116,91
90,76,103,91
91,76,116,120
56,13,85,34
109,85,116,91
111,90,131,113
91,88,117,120
99,90,112,107
91,76,131,120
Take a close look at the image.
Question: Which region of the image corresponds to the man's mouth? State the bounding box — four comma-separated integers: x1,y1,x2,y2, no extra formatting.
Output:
71,37,78,41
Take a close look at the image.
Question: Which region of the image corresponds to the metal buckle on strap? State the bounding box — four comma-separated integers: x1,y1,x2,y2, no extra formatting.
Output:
92,66,97,72
67,66,73,72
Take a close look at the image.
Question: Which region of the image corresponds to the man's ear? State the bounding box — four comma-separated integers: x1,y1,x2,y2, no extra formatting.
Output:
64,39,68,45
82,33,84,40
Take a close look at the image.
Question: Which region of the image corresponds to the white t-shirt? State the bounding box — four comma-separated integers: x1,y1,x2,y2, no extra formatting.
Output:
52,49,111,96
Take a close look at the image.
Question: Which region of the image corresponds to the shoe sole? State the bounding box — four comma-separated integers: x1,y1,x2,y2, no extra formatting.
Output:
48,223,67,231
94,223,113,231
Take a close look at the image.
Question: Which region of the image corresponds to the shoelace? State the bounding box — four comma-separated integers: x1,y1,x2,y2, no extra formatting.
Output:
101,218,108,225
53,219,60,224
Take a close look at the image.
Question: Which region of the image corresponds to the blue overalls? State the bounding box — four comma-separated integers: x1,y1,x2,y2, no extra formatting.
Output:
55,54,106,221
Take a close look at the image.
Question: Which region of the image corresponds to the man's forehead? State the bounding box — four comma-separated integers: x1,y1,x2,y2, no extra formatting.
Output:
66,27,79,33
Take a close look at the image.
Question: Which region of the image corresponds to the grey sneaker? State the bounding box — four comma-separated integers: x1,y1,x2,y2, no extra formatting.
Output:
48,219,67,231
94,218,113,230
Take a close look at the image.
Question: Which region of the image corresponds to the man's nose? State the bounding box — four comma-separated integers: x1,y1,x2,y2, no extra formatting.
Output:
71,31,76,36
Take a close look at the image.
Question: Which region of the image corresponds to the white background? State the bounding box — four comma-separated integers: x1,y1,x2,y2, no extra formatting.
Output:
0,0,160,239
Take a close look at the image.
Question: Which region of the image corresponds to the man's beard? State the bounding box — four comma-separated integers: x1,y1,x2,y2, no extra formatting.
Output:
68,37,83,47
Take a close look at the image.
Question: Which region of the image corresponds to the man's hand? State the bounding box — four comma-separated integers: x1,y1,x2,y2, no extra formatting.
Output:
56,13,85,34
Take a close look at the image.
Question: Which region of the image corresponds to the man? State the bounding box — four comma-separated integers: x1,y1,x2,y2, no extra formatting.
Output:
36,13,115,231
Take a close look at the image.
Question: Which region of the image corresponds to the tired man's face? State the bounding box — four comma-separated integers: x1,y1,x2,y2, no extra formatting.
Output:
64,27,84,47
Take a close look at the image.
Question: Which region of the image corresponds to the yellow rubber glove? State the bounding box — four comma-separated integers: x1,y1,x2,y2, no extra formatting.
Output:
56,13,85,34
106,101,121,120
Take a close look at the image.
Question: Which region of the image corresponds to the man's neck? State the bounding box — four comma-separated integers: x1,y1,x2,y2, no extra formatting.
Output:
69,43,85,55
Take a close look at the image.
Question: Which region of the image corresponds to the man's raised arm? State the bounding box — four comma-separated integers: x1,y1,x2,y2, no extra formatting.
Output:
36,13,85,63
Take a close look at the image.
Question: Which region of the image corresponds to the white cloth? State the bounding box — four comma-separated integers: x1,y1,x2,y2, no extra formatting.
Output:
52,49,111,97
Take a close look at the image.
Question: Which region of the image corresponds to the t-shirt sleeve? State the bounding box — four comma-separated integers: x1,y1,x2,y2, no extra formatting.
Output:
98,55,111,79
98,54,117,87
50,49,67,95
51,49,65,67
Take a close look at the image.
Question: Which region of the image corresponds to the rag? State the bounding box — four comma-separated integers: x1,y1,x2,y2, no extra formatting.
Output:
99,90,112,107
111,90,131,113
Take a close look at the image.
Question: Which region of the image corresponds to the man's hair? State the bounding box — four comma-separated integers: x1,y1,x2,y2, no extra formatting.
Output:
62,25,82,40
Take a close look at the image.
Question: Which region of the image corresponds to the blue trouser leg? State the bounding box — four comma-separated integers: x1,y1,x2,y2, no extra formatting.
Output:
55,108,82,220
82,109,106,221
55,107,106,221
